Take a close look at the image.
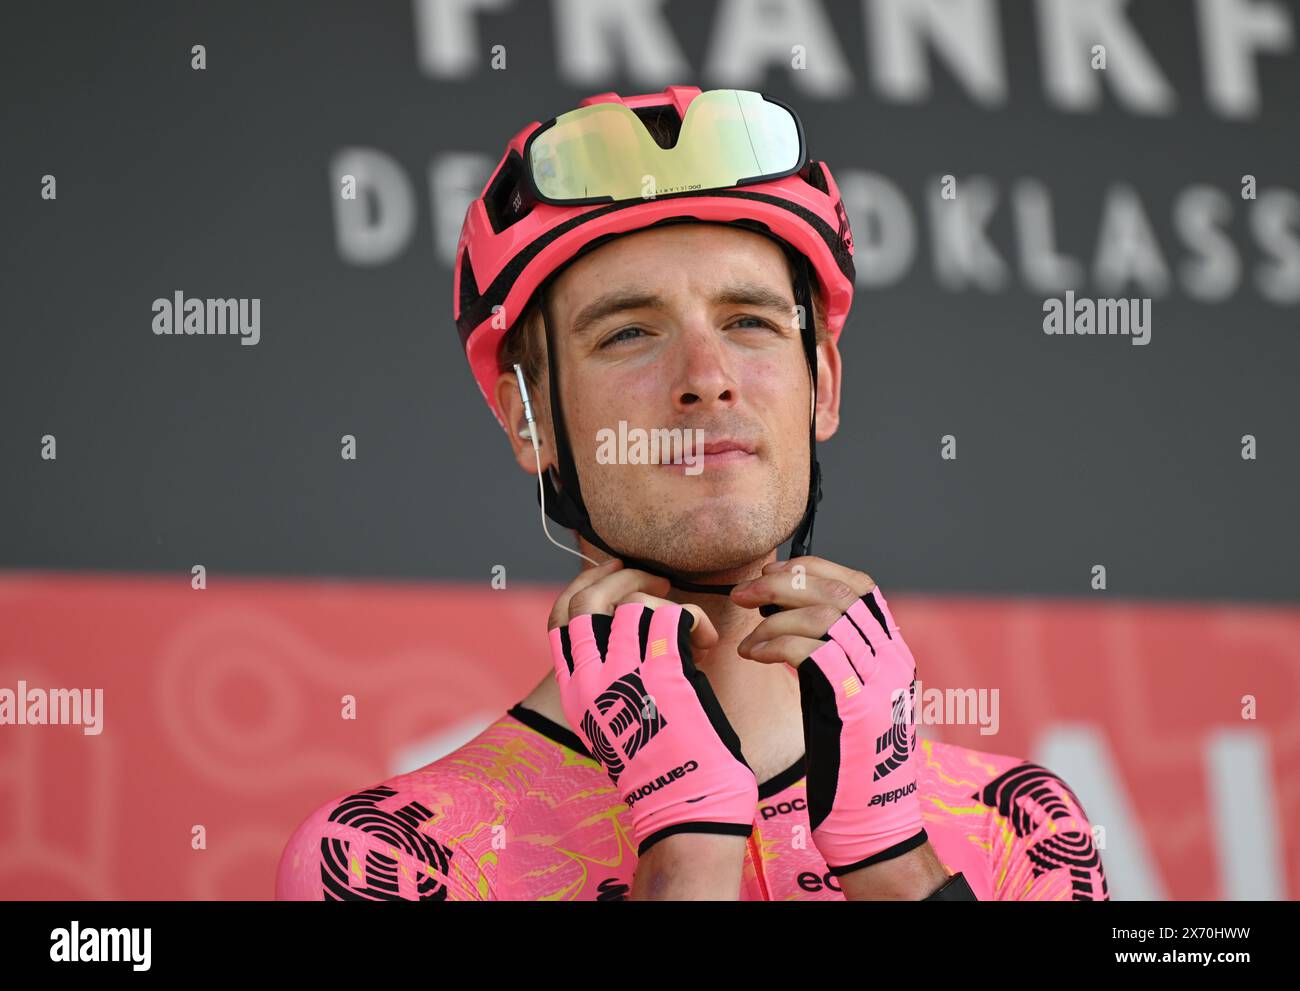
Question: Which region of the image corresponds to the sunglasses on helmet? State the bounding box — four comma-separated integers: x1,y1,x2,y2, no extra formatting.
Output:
522,88,807,206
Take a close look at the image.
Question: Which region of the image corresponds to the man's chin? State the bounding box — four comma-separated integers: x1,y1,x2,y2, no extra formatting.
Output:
644,474,773,514
607,522,787,578
588,480,803,572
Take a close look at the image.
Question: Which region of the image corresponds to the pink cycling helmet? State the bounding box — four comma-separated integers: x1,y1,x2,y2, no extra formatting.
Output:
455,84,856,433
453,85,856,598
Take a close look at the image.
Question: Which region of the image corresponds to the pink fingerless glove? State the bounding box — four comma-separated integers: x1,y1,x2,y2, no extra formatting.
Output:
798,583,927,875
551,601,758,855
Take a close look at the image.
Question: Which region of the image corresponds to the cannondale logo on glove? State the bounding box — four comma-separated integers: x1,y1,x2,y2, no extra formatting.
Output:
874,678,918,781
580,671,666,784
625,759,700,808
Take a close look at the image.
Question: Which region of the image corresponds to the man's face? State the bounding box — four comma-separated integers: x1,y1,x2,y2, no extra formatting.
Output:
520,223,840,577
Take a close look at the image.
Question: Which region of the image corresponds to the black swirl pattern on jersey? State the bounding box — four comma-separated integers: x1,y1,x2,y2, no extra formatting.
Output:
975,762,1109,900
597,877,631,901
319,785,455,901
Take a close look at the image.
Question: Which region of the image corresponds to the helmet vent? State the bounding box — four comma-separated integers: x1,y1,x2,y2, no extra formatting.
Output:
458,247,480,311
631,105,682,150
484,150,532,233
801,159,830,194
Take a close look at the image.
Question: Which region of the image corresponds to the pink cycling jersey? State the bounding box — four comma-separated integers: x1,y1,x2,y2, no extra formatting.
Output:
276,702,1108,901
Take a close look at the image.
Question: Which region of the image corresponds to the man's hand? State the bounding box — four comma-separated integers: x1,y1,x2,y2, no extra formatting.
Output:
732,557,950,897
549,559,759,868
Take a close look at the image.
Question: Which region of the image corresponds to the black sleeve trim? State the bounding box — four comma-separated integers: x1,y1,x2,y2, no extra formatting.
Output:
757,754,808,799
824,827,929,876
637,821,754,857
512,706,806,801
507,703,593,760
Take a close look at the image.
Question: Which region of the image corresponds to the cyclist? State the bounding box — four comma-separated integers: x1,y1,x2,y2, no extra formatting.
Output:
276,86,1108,901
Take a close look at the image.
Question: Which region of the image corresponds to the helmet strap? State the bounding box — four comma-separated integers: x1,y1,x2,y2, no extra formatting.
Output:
788,249,823,561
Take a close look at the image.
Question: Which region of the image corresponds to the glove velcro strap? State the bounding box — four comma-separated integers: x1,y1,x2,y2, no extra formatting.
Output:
637,821,754,858
824,827,929,877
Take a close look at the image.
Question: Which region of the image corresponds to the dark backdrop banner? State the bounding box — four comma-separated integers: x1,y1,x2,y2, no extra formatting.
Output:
3,0,1298,599
1,1,1298,902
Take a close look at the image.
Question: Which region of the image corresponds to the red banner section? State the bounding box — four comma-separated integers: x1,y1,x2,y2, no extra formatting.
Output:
0,572,1295,900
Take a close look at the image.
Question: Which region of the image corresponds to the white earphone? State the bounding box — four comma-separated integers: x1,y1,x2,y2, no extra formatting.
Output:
514,363,599,566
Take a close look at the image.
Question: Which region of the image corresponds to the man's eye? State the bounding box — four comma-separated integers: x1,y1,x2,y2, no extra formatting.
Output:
599,318,771,348
599,326,646,348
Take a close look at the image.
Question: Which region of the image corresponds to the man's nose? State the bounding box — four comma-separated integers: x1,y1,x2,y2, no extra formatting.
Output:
670,319,740,412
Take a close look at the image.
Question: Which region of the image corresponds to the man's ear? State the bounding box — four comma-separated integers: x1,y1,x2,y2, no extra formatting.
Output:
813,338,842,442
495,369,554,476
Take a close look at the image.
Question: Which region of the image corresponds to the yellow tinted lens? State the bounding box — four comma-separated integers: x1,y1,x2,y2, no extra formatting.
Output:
528,90,800,202
676,89,801,186
529,103,652,201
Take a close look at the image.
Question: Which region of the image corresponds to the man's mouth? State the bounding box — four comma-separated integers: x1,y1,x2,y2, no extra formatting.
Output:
701,438,756,457
656,438,758,473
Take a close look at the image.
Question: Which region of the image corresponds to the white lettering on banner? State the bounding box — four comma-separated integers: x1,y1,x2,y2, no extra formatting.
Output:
869,0,1007,106
1252,190,1300,302
411,0,1296,120
1175,185,1241,302
837,171,917,287
1013,179,1084,292
412,0,510,79
428,153,490,268
553,0,691,86
329,148,415,266
1205,730,1285,900
929,175,1009,291
347,154,1300,307
1093,184,1172,295
1037,0,1177,114
1036,725,1285,901
1197,0,1295,117
1036,725,1167,901
706,0,853,97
